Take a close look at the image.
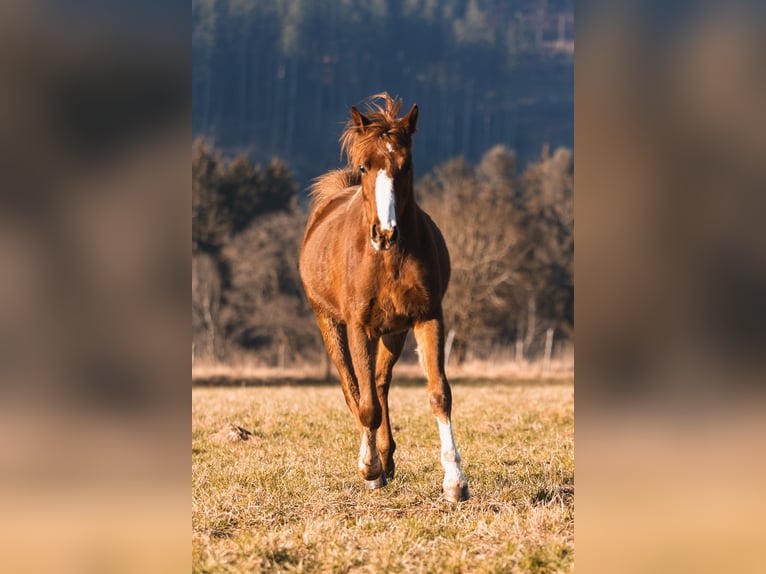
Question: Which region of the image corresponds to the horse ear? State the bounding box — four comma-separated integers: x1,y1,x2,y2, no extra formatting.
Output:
403,103,418,134
350,106,372,130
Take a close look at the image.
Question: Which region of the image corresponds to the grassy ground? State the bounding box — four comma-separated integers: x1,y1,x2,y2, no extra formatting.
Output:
192,380,574,573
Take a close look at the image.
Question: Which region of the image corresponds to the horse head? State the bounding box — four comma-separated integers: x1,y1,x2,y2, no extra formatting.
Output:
342,94,418,252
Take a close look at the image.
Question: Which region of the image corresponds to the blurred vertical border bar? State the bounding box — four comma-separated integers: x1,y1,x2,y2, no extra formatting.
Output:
577,0,766,572
0,0,189,572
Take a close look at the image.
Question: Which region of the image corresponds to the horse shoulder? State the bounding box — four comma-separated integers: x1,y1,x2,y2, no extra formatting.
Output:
300,189,365,321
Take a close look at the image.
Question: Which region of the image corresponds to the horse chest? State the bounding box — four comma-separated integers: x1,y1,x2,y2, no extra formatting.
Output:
358,269,431,334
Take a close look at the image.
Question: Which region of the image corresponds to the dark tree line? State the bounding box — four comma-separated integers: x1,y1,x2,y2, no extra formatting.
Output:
192,0,573,189
192,139,573,367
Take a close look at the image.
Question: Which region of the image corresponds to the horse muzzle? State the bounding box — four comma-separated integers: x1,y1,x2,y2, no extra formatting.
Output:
371,223,399,251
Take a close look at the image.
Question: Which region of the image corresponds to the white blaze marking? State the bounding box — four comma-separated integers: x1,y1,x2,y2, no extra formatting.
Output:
385,142,393,152
375,170,396,230
438,419,467,490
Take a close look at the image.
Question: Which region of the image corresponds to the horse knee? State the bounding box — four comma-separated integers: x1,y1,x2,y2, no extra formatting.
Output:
359,402,382,429
429,383,452,420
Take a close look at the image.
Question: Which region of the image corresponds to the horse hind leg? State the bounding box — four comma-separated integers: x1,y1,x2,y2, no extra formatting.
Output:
375,332,407,480
414,317,469,502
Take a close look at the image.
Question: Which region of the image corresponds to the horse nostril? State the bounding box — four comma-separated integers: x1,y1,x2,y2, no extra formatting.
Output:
371,223,379,241
391,226,399,243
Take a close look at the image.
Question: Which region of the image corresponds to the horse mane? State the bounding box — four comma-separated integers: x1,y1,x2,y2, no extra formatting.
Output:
309,93,412,208
308,168,361,205
339,92,413,170
303,169,361,243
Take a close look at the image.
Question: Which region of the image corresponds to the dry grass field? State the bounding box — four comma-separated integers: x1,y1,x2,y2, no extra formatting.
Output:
192,380,574,573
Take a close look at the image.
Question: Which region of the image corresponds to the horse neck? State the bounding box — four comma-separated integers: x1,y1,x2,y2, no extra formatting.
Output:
398,181,418,223
395,183,426,247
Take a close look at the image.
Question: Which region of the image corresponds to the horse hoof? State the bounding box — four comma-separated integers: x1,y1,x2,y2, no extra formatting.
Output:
443,483,470,503
364,473,388,490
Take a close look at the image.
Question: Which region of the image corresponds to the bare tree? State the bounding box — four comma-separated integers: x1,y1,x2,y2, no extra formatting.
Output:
516,145,574,351
419,144,573,362
420,149,523,361
192,253,223,362
221,209,322,366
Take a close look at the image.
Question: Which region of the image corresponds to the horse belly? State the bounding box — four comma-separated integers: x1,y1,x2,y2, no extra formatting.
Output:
371,308,412,336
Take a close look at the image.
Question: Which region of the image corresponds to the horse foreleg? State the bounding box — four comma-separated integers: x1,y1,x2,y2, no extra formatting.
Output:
347,324,386,488
414,317,469,502
375,332,407,480
315,313,361,427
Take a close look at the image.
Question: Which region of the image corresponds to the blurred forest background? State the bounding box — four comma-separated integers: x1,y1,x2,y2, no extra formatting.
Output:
192,0,573,372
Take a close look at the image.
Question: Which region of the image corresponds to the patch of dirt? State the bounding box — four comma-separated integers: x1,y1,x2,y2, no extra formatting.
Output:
213,423,255,443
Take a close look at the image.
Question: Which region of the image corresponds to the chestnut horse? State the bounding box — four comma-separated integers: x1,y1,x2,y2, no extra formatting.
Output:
299,94,469,502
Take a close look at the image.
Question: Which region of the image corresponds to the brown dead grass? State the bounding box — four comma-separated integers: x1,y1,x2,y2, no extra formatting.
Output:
191,352,574,384
192,380,574,573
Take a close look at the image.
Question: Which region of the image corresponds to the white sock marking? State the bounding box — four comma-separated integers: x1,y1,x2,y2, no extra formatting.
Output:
375,170,396,230
437,419,467,490
358,429,379,473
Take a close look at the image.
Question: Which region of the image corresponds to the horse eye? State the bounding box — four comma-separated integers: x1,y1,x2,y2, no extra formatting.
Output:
359,165,367,174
